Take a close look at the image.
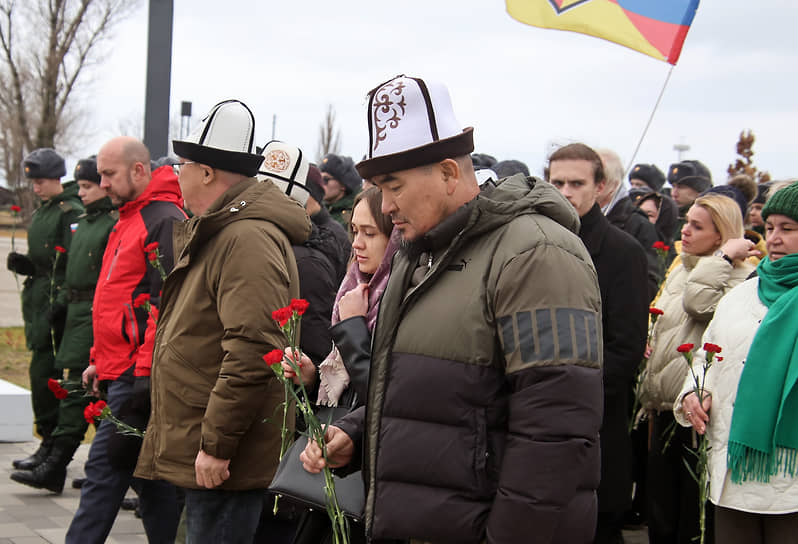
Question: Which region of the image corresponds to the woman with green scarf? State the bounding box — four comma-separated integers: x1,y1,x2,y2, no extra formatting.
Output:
678,180,798,543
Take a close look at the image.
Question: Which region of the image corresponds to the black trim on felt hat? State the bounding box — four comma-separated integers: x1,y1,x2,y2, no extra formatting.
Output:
172,141,263,177
356,127,474,179
172,99,263,177
357,75,475,179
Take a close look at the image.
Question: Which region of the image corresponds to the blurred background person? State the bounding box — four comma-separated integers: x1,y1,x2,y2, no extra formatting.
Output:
6,148,83,473
10,156,116,493
320,153,362,228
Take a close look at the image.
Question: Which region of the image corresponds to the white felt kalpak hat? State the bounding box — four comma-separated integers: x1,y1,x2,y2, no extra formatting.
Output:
257,140,311,206
356,75,474,179
172,99,263,176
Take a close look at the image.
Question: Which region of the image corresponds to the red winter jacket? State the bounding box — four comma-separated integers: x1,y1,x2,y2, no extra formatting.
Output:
90,166,186,380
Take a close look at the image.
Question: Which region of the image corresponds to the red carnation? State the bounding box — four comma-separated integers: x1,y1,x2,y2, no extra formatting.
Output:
272,307,292,327
703,343,722,354
649,308,664,316
262,349,284,366
133,293,150,308
663,245,671,252
54,245,67,254
83,405,93,424
83,400,108,424
10,204,21,213
144,242,159,253
652,241,666,250
148,252,158,263
716,356,724,361
677,343,695,353
47,378,68,399
290,298,309,316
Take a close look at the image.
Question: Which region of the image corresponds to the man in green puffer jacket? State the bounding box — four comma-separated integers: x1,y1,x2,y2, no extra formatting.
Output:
301,75,604,544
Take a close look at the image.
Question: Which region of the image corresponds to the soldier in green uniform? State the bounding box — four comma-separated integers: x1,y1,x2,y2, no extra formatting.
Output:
320,153,362,228
6,148,83,471
11,156,117,493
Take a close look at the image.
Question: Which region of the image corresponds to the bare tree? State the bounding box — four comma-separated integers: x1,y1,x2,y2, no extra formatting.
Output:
727,129,771,184
0,0,136,221
317,103,341,161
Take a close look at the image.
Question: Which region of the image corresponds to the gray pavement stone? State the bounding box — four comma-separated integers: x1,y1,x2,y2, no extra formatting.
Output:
9,537,49,544
0,427,651,544
0,442,146,543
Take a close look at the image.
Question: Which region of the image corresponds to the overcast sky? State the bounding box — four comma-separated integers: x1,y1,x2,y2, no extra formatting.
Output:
72,0,796,185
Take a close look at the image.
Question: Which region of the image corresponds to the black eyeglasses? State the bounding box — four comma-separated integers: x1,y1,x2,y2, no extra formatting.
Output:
172,162,196,175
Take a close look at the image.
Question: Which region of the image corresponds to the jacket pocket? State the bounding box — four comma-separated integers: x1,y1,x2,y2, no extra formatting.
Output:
163,343,216,407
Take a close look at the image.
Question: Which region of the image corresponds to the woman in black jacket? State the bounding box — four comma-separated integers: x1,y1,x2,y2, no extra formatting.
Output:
281,187,398,544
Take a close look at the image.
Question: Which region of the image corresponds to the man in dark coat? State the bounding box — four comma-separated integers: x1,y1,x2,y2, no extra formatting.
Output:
549,143,649,544
598,149,661,300
667,159,713,240
258,141,339,380
6,148,83,471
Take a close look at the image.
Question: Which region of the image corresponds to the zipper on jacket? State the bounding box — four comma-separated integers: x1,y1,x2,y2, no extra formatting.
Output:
125,303,141,351
106,239,122,280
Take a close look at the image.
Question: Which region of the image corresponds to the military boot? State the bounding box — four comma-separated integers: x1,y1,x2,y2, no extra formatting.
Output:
11,435,53,470
10,439,79,494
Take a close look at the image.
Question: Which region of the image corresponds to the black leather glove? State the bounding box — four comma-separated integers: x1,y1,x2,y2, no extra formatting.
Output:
46,304,67,326
7,252,34,276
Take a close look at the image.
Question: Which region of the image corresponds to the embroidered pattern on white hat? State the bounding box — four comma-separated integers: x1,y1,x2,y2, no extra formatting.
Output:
373,80,407,151
263,149,291,173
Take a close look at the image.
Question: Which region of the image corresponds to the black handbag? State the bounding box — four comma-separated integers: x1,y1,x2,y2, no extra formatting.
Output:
268,406,365,521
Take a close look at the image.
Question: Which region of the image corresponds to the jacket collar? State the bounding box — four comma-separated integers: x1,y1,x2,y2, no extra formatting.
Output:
578,202,609,258
119,165,183,217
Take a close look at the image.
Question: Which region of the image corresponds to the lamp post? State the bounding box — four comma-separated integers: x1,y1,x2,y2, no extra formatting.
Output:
143,0,174,158
673,142,690,162
180,101,192,139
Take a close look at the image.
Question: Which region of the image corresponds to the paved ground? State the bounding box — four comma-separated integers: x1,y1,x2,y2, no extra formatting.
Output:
0,441,145,543
0,438,648,544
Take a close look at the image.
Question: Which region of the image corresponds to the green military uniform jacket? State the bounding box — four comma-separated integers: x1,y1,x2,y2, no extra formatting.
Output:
327,191,356,229
22,182,83,351
54,197,117,370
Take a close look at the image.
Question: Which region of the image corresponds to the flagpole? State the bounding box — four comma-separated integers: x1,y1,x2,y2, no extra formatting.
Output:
625,65,675,174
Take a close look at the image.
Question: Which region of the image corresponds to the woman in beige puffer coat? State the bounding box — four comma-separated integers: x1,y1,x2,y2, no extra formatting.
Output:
638,193,757,543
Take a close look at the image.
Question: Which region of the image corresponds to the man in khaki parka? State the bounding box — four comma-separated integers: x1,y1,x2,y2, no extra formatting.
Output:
135,100,311,543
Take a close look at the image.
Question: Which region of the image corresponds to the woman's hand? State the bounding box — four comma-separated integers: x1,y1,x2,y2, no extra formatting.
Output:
720,238,761,262
338,283,369,321
682,391,712,435
281,348,317,387
300,425,354,473
644,343,652,359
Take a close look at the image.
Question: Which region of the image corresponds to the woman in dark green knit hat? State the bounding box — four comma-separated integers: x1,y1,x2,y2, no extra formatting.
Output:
678,180,798,543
